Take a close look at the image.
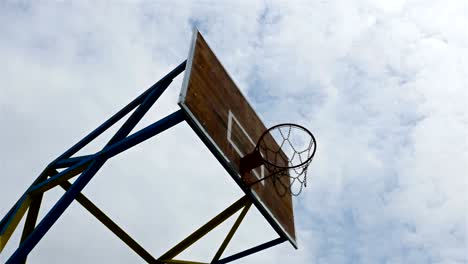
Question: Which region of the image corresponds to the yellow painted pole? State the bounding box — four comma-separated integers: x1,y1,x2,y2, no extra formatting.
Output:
28,161,91,196
0,196,31,253
59,180,158,263
211,201,252,262
158,195,250,261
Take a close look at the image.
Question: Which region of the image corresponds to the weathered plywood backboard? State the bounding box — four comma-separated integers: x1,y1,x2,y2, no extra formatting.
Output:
179,29,296,247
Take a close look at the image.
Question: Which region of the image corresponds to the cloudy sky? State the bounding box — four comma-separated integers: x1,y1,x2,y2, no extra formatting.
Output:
1,1,467,263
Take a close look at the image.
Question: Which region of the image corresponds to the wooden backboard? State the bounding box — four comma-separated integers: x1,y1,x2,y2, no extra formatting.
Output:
179,29,296,248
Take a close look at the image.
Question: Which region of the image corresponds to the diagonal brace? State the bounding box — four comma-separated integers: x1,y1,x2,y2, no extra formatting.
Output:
0,196,31,253
215,237,287,264
2,62,187,262
59,180,158,263
52,60,186,163
0,168,51,254
106,78,172,146
53,155,95,169
27,110,186,197
17,194,43,264
158,196,250,261
27,157,94,196
159,260,209,264
7,110,186,263
211,201,252,263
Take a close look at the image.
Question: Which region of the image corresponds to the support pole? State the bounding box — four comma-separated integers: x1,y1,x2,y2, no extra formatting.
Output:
53,155,95,169
0,196,31,253
211,201,252,263
1,59,290,264
216,237,287,264
52,61,186,163
105,78,172,146
28,157,94,195
28,110,186,197
59,180,158,263
100,110,186,159
17,194,43,264
0,169,50,254
159,260,209,264
1,62,187,262
7,109,185,263
158,196,250,261
6,159,106,264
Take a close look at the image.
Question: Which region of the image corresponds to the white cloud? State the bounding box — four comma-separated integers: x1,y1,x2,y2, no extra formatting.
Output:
1,1,467,263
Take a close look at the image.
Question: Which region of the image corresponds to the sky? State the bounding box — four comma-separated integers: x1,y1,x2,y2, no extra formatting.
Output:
0,1,467,263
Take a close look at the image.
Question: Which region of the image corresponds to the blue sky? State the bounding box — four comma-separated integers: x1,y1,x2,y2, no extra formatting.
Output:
1,1,467,263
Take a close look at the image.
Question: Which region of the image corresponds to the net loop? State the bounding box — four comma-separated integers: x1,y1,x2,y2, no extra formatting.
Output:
255,123,316,196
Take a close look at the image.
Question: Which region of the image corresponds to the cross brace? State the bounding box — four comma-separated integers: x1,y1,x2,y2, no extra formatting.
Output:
1,61,186,262
157,195,286,264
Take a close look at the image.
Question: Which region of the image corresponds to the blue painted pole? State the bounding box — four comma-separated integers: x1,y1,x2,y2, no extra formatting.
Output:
53,155,95,169
0,168,50,236
6,159,105,263
101,110,185,159
27,155,96,195
105,78,172,146
28,110,185,196
0,195,28,235
6,110,186,263
51,60,186,164
216,237,286,264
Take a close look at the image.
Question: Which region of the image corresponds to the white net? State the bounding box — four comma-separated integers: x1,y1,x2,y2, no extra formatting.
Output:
256,124,316,196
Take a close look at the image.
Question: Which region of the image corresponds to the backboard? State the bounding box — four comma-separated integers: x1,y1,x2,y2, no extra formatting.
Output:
179,29,297,248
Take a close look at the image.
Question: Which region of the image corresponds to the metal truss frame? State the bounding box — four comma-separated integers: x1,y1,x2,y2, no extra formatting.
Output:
0,61,286,263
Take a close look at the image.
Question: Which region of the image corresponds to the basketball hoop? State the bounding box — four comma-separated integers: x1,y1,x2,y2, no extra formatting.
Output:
240,123,317,196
